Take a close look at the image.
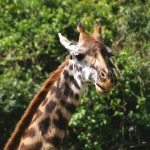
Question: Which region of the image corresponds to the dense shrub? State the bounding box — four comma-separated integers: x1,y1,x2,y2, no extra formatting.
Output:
0,0,149,149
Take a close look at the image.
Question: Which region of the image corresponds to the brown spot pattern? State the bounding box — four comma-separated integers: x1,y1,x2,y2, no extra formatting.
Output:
23,128,36,139
69,64,73,70
38,90,47,100
38,116,50,135
69,75,80,90
63,70,69,79
64,82,74,98
45,101,56,113
46,135,61,148
60,100,76,113
74,93,79,100
55,86,62,98
50,85,56,94
53,109,68,130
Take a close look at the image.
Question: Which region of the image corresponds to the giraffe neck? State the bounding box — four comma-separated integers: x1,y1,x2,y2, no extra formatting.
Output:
18,59,84,150
54,58,84,103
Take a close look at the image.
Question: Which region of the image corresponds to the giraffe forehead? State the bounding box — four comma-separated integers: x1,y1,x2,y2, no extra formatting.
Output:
80,31,101,43
86,50,102,61
85,50,108,72
80,31,102,45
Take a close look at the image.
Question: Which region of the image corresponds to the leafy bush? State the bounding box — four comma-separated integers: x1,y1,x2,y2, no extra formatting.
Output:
0,0,149,149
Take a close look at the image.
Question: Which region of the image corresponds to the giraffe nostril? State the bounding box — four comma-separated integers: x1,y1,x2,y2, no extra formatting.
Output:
100,71,106,79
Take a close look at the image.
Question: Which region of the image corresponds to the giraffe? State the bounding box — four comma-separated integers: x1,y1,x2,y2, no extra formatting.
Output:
4,23,115,150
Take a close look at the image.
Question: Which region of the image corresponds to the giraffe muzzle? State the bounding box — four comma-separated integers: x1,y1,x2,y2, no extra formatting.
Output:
95,79,113,94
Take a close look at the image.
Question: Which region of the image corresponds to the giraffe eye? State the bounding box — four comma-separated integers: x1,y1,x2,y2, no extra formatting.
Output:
101,46,113,57
101,47,107,57
75,54,85,61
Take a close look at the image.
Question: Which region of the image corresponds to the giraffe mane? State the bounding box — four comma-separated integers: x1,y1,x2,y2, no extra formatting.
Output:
4,57,69,150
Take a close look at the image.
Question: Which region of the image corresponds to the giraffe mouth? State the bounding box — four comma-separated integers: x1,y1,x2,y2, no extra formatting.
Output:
96,83,107,91
95,83,110,94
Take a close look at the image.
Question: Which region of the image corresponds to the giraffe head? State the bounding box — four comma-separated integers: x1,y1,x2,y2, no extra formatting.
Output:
59,23,114,94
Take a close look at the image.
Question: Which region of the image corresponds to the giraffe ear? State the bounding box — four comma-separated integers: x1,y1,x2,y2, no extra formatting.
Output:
58,33,77,54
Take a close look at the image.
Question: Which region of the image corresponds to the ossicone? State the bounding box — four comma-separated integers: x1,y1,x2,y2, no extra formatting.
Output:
93,22,102,40
77,23,85,33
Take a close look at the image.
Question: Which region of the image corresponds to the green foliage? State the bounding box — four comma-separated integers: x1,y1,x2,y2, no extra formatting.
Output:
0,0,149,149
